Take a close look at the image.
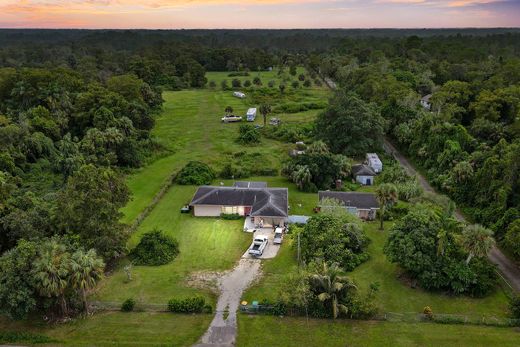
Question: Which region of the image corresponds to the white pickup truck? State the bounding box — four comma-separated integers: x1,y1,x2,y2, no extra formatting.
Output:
248,236,268,256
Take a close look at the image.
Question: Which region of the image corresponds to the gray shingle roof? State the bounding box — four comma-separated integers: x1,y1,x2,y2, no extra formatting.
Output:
352,164,376,177
233,181,267,188
190,185,288,217
319,191,379,210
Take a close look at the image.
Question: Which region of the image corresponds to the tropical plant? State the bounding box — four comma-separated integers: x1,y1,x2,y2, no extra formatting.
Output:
259,103,272,127
375,183,398,230
130,230,179,266
69,249,105,314
309,262,356,319
32,240,71,316
460,224,495,265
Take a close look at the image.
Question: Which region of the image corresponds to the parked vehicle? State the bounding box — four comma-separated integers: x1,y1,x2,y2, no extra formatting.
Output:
180,206,190,213
233,91,246,99
246,108,257,122
269,117,281,126
273,227,284,244
248,236,268,256
221,115,243,123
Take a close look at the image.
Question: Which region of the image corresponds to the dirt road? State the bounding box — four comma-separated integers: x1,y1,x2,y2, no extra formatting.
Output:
194,258,261,347
383,138,520,292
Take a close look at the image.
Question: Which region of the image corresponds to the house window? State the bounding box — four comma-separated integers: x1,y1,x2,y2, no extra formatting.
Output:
222,206,238,214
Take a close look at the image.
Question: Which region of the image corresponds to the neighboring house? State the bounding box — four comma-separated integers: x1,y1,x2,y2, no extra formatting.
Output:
352,164,376,185
190,181,288,227
233,91,246,99
319,191,379,221
420,94,432,110
366,153,383,173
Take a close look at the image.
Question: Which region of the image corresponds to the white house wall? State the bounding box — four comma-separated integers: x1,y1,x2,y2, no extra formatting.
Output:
356,175,374,185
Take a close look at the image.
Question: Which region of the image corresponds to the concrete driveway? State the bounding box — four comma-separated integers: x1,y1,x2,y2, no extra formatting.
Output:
241,230,281,259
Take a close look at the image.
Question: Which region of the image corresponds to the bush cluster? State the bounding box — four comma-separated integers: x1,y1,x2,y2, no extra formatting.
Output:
121,298,136,312
273,101,327,114
228,71,249,77
167,296,212,313
130,230,179,266
237,124,261,144
177,161,216,185
220,213,242,220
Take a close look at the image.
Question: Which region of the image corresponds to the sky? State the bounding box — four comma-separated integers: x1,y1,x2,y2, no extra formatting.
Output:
0,0,519,29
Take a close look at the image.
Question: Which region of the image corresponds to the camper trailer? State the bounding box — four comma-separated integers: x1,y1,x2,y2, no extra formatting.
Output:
233,91,246,99
366,153,383,173
246,108,257,122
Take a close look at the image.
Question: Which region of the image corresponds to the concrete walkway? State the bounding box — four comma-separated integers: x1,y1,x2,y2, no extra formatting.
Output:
384,138,520,292
194,258,261,347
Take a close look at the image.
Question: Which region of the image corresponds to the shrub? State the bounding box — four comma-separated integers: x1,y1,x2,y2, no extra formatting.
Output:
291,81,300,89
253,77,262,86
298,74,306,81
208,81,216,89
508,295,520,319
168,296,211,313
314,79,322,87
220,163,251,179
504,220,520,259
244,80,252,87
273,101,327,114
177,161,215,185
130,230,179,266
303,80,312,88
220,213,242,220
433,315,465,325
268,80,275,88
121,298,136,312
232,79,242,88
237,124,261,144
221,79,229,90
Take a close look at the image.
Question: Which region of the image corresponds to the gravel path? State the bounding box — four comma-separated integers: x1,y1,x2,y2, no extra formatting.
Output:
384,138,520,292
194,258,261,347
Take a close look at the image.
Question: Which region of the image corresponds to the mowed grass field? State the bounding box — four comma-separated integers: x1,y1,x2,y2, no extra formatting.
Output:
0,313,212,347
237,315,520,347
243,221,509,317
121,70,327,223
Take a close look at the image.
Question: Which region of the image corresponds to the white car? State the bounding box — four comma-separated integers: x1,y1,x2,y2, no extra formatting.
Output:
248,236,268,256
221,115,243,123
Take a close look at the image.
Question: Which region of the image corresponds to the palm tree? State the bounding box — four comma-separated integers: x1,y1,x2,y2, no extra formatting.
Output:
32,240,71,316
309,262,356,319
461,224,495,265
70,249,105,314
292,165,311,190
375,183,398,231
259,103,272,127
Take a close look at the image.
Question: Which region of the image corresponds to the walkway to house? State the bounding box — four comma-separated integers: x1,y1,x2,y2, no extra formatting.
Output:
194,258,261,347
383,138,520,292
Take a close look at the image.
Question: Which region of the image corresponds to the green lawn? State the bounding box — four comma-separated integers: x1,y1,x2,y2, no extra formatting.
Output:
243,221,509,317
121,82,326,224
95,184,251,304
0,312,211,346
237,315,520,347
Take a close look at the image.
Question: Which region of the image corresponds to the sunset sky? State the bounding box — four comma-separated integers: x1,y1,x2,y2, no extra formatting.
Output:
1,0,519,29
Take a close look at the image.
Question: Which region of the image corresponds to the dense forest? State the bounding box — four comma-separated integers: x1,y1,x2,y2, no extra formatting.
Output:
0,29,519,320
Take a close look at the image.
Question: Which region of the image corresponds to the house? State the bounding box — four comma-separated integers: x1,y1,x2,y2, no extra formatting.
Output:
352,164,376,185
366,153,383,173
246,108,257,122
420,94,432,110
233,91,246,99
189,181,288,227
319,191,379,221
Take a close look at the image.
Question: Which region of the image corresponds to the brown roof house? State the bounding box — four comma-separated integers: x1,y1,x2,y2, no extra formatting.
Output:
319,191,379,221
190,181,288,227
